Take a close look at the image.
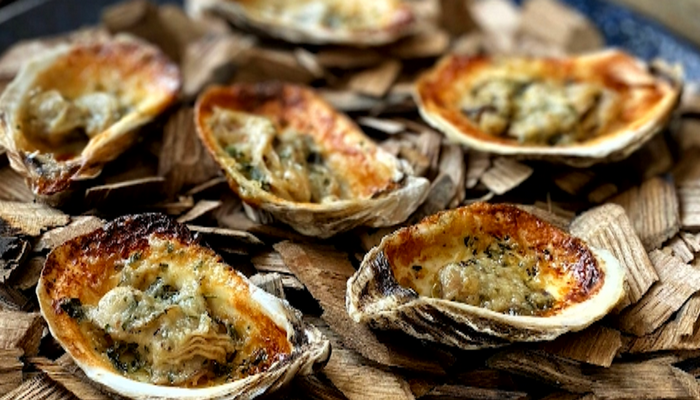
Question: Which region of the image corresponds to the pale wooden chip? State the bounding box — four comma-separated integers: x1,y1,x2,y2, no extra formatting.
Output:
681,231,700,253
616,250,700,336
439,143,467,208
0,311,44,357
423,384,528,400
465,151,491,189
538,325,622,367
237,47,315,84
411,174,456,222
34,216,104,252
249,273,285,299
663,236,695,264
176,200,222,224
0,372,75,400
439,0,476,35
0,166,33,202
0,348,23,396
480,158,533,195
520,0,603,53
587,183,618,204
149,195,195,215
415,129,443,176
347,60,402,98
388,29,450,59
569,204,658,310
678,183,700,230
488,349,700,399
8,256,44,291
184,176,227,197
358,117,406,135
293,48,327,79
274,241,449,374
0,284,29,312
610,177,680,250
319,89,382,112
158,108,221,197
307,317,415,400
532,201,577,221
0,201,69,236
625,294,700,353
451,32,485,56
251,251,291,274
554,170,595,196
85,177,165,208
515,204,571,231
0,237,28,283
30,357,112,400
187,225,263,246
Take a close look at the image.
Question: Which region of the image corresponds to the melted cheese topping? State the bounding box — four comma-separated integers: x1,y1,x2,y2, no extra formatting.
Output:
460,77,619,145
60,237,291,387
209,107,348,203
242,0,400,31
24,89,124,147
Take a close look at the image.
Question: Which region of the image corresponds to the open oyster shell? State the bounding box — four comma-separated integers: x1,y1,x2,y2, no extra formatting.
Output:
37,213,330,399
191,0,415,46
0,35,181,200
195,82,429,238
347,203,625,350
415,50,682,167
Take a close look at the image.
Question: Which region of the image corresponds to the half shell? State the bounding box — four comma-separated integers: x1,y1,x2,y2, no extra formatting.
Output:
37,213,330,399
195,82,429,238
347,203,625,350
415,50,682,167
191,0,415,46
0,35,181,200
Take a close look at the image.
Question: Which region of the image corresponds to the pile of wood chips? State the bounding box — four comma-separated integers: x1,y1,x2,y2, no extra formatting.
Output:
1,0,700,399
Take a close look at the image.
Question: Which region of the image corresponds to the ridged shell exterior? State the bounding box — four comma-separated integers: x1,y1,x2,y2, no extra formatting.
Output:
415,50,682,167
0,35,181,201
195,82,429,238
190,0,415,46
346,203,625,350
37,213,330,400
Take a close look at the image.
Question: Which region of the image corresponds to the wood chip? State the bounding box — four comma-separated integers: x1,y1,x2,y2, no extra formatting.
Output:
0,166,33,202
0,237,28,283
681,231,700,253
465,151,491,189
570,204,658,310
422,384,529,400
554,170,595,196
31,357,112,400
625,294,700,353
294,375,348,400
520,0,603,53
176,200,222,223
0,348,23,395
439,143,467,208
0,372,74,400
294,48,327,79
678,183,700,230
469,0,521,52
34,216,104,252
8,256,44,291
629,134,674,180
388,29,451,59
538,325,622,367
663,236,695,264
480,158,533,195
158,108,221,197
452,32,485,55
0,311,44,357
347,60,402,98
514,204,571,231
0,284,30,312
187,225,263,246
316,48,384,69
148,195,196,215
610,177,680,250
319,89,382,112
675,119,700,151
488,349,700,399
85,177,165,208
616,250,700,336
358,117,406,135
274,241,449,373
249,273,285,299
236,48,315,84
251,251,291,275
411,174,456,221
587,183,618,204
439,0,476,35
0,201,69,236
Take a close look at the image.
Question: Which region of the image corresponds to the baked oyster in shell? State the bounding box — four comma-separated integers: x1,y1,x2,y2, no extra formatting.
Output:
195,82,429,238
347,203,625,350
415,50,681,167
37,213,330,399
0,35,181,200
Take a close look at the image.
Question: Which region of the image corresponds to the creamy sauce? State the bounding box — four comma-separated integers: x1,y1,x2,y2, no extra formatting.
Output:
58,237,290,387
460,78,618,145
209,108,348,203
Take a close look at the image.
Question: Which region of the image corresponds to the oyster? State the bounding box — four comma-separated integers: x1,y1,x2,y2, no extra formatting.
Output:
191,0,415,46
37,213,330,399
0,35,181,200
195,82,429,238
415,50,682,167
347,203,625,350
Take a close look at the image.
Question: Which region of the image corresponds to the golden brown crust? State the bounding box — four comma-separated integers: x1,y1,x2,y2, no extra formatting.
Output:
383,203,602,314
38,213,290,383
195,82,400,206
415,50,681,162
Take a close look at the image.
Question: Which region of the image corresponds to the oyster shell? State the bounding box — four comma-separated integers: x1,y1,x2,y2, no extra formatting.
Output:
37,213,330,399
415,50,682,167
195,82,429,238
0,35,181,200
191,0,415,46
347,203,625,350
